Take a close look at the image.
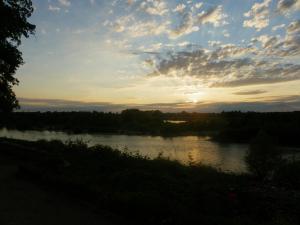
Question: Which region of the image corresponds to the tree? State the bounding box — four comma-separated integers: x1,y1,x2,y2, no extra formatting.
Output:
246,130,282,179
0,0,35,112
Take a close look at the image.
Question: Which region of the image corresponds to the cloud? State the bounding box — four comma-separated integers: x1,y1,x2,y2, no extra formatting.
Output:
243,0,271,31
194,96,300,112
18,98,126,112
18,96,300,112
48,5,61,12
277,0,300,14
283,21,300,55
233,90,267,95
209,44,256,60
169,12,198,39
222,30,230,37
257,20,300,56
140,0,168,16
272,24,286,31
195,2,203,9
147,43,300,87
197,5,228,27
137,43,163,52
173,4,186,13
254,35,279,48
287,20,300,33
109,2,227,40
127,20,170,37
208,40,221,47
105,38,133,52
168,4,224,39
58,0,71,7
178,41,190,47
248,20,300,57
110,15,134,33
113,23,125,32
109,14,170,38
127,0,136,5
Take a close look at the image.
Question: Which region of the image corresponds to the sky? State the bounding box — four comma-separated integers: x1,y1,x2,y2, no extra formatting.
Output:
16,0,300,112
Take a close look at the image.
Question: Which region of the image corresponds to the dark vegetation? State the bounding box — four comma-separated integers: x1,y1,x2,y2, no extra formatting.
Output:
0,0,35,112
1,2,300,224
246,131,283,179
0,137,299,225
1,110,300,146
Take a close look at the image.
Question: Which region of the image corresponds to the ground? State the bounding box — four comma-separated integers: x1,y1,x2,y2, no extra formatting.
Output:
0,155,121,225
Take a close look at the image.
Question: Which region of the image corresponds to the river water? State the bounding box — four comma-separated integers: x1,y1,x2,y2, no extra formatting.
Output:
0,128,249,173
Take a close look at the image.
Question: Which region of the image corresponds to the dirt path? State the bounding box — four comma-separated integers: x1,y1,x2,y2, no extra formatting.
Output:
0,155,121,225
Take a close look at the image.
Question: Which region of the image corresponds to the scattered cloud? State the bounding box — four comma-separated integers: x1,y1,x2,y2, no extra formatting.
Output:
169,12,198,38
277,0,300,14
140,0,169,16
173,4,186,13
208,40,221,47
107,14,171,38
178,41,190,47
138,42,163,52
113,24,125,32
272,24,285,31
251,20,300,56
195,2,203,9
233,90,267,95
243,0,271,31
108,2,229,40
147,42,300,87
127,0,136,5
127,20,171,37
110,15,134,32
48,5,61,12
223,30,230,37
197,5,228,27
287,20,300,33
58,0,71,7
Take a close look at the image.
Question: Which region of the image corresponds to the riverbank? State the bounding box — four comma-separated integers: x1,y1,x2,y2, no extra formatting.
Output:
1,138,300,225
0,128,249,173
1,111,300,147
0,151,124,225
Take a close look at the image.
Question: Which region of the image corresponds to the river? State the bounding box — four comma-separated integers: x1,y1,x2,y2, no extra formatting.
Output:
0,128,249,173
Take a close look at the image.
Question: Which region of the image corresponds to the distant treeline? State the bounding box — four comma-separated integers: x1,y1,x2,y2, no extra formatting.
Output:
1,110,300,146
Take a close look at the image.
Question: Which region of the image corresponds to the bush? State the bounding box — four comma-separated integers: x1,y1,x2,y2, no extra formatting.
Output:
274,160,300,189
246,130,283,179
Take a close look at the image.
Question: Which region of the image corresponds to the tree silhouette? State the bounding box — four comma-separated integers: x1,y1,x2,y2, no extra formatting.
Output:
0,0,35,112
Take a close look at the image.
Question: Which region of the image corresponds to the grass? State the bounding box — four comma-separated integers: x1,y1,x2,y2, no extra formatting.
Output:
1,137,300,225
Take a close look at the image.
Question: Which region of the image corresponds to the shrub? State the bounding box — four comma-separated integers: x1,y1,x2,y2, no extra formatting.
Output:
246,130,282,179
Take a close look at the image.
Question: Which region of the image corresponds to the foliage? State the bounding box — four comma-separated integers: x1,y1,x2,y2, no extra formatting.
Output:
274,160,300,189
1,138,300,225
246,130,283,179
0,0,35,112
